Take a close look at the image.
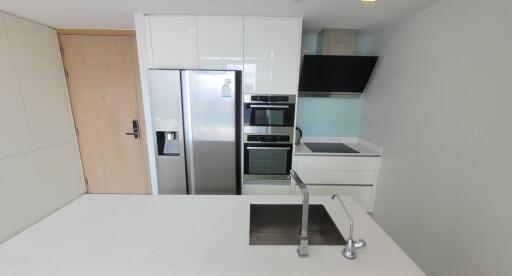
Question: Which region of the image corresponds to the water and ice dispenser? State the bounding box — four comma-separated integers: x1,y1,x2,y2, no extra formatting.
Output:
156,131,180,156
155,119,180,156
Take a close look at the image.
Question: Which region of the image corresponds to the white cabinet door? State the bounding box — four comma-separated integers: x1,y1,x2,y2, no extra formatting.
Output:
294,156,378,185
243,17,302,95
292,184,374,212
243,184,291,195
147,15,198,69
197,16,243,70
295,156,378,172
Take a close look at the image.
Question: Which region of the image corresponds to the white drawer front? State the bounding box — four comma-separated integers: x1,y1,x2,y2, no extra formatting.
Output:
296,170,375,185
295,156,377,171
243,184,291,195
292,184,374,212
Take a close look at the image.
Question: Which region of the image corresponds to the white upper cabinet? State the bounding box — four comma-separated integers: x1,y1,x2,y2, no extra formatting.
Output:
143,15,302,93
147,16,198,69
243,17,302,95
197,16,243,70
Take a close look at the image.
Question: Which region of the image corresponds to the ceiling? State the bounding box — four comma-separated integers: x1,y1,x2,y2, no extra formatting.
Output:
0,0,440,32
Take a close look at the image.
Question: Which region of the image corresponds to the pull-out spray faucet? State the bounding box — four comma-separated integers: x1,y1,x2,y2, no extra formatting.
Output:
331,194,366,260
290,170,309,257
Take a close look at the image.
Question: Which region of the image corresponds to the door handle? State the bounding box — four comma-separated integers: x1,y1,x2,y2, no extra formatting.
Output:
125,120,140,139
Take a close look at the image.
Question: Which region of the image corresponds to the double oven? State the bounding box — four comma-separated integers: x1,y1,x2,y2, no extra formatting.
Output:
243,95,296,182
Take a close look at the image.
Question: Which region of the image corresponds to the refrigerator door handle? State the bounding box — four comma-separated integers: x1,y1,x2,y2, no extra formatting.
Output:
181,71,196,194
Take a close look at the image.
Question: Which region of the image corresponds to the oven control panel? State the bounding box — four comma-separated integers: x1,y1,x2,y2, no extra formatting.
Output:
244,94,296,104
244,134,292,143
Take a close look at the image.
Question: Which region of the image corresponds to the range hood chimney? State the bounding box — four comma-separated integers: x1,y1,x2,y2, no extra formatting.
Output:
299,29,378,96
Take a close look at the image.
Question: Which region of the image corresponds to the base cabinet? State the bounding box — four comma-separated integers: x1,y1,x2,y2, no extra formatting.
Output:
243,184,291,195
293,155,380,212
291,184,374,212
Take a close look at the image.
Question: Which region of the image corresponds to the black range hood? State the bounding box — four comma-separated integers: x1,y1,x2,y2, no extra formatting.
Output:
299,55,378,95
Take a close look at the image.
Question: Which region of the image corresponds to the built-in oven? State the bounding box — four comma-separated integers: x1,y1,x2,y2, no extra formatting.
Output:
243,133,293,182
244,95,296,134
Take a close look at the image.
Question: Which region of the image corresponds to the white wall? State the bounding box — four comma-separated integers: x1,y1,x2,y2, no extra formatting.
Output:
361,0,512,275
0,11,85,243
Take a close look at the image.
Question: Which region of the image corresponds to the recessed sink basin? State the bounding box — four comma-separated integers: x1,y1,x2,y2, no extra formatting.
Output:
249,204,346,245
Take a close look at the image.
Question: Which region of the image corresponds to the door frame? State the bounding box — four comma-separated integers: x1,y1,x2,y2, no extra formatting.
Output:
57,29,152,194
57,29,135,36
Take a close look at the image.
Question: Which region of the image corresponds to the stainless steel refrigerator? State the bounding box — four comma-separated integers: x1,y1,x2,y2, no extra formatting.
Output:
148,70,241,195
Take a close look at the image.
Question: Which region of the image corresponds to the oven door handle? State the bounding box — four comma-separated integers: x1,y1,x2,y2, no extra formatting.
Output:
249,105,289,109
246,147,291,150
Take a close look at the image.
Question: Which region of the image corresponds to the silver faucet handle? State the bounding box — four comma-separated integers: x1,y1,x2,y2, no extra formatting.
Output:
297,236,309,257
342,238,366,260
354,239,366,249
342,239,357,260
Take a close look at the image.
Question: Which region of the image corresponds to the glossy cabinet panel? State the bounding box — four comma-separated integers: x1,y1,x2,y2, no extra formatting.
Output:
293,155,380,212
144,15,302,92
197,16,243,70
147,15,198,69
295,155,377,172
243,184,291,195
243,17,302,95
292,184,374,212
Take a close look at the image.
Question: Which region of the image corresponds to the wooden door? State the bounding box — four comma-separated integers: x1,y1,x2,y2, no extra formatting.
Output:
59,33,151,194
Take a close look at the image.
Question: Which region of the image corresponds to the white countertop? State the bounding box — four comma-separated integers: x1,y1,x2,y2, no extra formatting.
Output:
0,194,422,276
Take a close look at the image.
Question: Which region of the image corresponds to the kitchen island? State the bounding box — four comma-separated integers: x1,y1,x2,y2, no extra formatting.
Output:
0,195,424,275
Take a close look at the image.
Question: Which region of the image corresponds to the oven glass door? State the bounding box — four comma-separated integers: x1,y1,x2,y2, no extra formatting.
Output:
244,103,295,127
244,143,292,177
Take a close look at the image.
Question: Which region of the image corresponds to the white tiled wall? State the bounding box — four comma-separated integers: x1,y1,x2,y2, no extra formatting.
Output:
0,12,85,243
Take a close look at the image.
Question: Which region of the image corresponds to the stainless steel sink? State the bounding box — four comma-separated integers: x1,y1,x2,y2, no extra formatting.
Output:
249,204,346,245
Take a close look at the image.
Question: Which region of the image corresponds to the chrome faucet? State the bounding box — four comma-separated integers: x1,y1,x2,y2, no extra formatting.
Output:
331,194,366,260
290,170,309,257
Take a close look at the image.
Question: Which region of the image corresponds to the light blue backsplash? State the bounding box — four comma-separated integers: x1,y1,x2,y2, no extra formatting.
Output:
301,33,319,55
297,96,363,136
297,32,374,137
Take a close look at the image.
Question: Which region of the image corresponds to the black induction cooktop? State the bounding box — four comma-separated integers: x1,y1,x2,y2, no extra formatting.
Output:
305,143,359,154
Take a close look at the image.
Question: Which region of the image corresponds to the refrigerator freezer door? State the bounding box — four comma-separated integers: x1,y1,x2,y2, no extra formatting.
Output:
182,70,238,194
148,70,187,194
